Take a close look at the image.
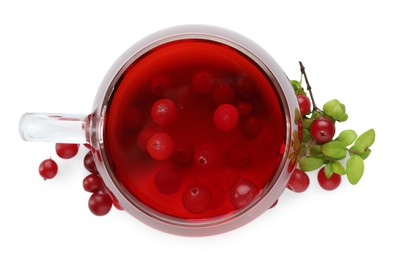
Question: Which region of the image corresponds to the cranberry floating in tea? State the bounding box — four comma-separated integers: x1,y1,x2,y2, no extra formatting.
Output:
18,25,303,236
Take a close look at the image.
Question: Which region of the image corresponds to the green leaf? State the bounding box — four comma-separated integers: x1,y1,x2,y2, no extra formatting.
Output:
331,160,346,175
337,112,348,122
333,106,348,122
336,129,357,146
302,118,313,129
322,99,348,122
324,163,333,178
333,105,345,118
291,80,301,89
299,157,325,172
359,148,371,160
352,129,375,153
309,144,322,157
321,141,347,159
346,156,364,185
323,99,341,114
312,111,323,119
302,128,312,142
291,80,306,95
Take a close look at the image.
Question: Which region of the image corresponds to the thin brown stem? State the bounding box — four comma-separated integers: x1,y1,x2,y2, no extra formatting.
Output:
299,61,322,112
301,139,315,158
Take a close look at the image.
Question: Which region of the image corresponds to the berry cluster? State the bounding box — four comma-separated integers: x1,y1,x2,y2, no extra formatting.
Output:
38,143,122,216
287,62,375,192
38,143,79,180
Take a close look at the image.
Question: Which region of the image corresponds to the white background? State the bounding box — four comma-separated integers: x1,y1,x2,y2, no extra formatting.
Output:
1,0,393,259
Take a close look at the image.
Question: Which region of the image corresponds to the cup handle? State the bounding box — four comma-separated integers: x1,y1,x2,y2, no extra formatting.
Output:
19,113,88,143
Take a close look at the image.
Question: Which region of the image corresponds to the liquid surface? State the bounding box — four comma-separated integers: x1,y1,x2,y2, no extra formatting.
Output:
104,39,285,220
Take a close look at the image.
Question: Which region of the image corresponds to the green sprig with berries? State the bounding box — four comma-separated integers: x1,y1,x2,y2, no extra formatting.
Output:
293,62,375,185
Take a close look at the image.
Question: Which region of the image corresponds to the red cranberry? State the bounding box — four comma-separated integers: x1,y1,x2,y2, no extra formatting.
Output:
38,158,58,180
83,173,103,193
242,115,263,139
213,104,239,131
310,117,336,143
317,167,342,191
88,192,112,216
137,125,157,152
194,142,219,167
191,71,213,95
84,151,98,173
235,77,256,99
297,94,311,116
55,143,79,159
235,101,253,118
147,133,174,160
287,169,310,192
182,184,212,214
151,98,178,126
150,74,172,96
229,178,258,209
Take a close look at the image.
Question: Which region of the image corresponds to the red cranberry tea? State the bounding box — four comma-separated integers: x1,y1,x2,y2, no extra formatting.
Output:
104,39,286,220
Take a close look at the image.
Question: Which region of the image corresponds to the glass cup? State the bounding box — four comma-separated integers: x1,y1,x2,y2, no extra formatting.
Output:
19,25,301,236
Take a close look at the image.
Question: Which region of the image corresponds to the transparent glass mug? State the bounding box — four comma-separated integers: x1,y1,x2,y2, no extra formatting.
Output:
19,25,301,236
